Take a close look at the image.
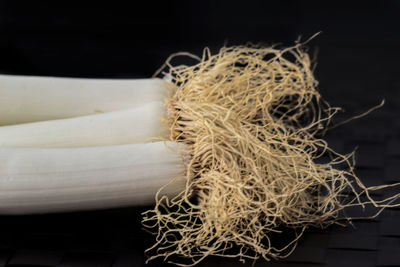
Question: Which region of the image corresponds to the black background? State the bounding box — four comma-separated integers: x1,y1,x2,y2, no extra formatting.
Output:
0,1,400,266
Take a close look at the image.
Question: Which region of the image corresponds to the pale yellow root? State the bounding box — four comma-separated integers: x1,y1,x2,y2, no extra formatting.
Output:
142,43,400,266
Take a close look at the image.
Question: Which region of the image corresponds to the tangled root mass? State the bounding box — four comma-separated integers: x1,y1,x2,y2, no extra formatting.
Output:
142,43,400,266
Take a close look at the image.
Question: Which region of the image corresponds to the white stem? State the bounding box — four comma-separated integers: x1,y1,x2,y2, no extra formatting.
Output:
0,101,168,148
0,141,187,214
0,74,169,125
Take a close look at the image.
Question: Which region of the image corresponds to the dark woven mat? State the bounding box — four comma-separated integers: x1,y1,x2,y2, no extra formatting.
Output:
0,0,400,266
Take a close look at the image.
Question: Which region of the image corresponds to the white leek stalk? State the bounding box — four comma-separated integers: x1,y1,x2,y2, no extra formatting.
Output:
0,101,168,148
0,74,168,125
0,74,183,215
0,141,187,214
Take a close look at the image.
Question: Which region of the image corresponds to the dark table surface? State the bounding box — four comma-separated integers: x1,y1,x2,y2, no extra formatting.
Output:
0,1,400,266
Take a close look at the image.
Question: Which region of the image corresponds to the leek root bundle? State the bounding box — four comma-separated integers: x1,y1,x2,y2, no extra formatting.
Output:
0,43,398,266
